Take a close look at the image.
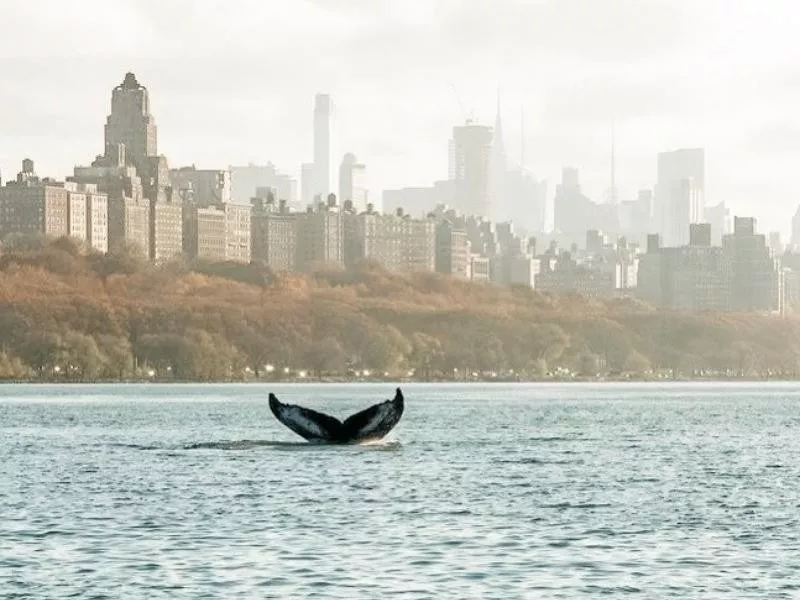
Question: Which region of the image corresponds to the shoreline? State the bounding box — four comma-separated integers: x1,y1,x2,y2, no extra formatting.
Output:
1,376,799,385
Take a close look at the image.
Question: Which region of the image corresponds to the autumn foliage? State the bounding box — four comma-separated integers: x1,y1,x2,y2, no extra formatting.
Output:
0,237,798,381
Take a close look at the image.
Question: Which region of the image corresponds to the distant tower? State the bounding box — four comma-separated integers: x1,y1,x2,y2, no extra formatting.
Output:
450,121,493,218
792,205,800,249
301,162,316,208
313,94,332,200
656,148,705,247
104,72,157,172
339,153,368,213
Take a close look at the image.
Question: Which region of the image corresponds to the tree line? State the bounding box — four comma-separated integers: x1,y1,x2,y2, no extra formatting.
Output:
0,236,799,382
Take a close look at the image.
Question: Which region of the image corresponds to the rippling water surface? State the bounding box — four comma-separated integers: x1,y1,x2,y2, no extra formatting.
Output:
2,382,800,598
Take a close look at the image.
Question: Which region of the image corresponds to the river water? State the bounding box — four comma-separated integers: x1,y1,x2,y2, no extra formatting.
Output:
1,382,799,598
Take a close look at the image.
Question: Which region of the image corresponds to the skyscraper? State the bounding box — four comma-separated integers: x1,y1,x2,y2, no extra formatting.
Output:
339,153,368,213
553,167,598,246
313,94,332,200
656,148,705,247
103,72,157,173
449,121,493,217
96,72,180,261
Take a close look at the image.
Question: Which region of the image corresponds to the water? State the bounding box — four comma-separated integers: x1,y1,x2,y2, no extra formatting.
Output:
1,382,799,598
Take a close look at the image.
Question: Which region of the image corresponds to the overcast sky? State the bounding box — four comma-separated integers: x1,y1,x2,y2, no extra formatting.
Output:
1,0,799,235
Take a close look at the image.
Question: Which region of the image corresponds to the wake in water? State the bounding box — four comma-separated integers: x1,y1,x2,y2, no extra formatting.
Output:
112,439,403,452
183,439,403,451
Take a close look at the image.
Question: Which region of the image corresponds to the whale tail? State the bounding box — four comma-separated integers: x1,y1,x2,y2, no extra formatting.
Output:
269,388,404,444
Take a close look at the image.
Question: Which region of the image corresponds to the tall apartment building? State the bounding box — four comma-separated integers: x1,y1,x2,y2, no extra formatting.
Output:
313,94,333,200
0,161,69,240
536,252,617,298
296,196,343,271
469,254,491,282
70,161,149,255
170,166,231,207
553,167,600,247
225,203,251,263
639,232,729,311
339,153,368,213
184,203,251,263
109,196,150,257
74,74,180,259
490,224,540,288
251,196,298,271
449,122,493,217
705,201,733,246
342,207,435,274
187,206,225,261
723,217,782,313
66,184,88,242
638,220,780,313
83,186,109,253
0,176,111,254
151,200,183,263
300,162,316,208
435,220,470,279
535,253,618,298
656,149,705,247
44,181,108,253
104,72,157,173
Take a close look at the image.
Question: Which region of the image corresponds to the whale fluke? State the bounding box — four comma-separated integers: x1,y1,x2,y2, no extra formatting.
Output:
269,388,404,444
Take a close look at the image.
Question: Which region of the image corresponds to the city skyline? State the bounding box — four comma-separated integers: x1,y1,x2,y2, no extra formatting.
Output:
2,0,800,236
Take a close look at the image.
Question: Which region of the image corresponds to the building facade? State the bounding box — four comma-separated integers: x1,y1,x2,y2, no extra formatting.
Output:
0,181,69,240
343,208,435,274
449,122,493,218
84,187,109,253
170,166,231,208
339,153,368,213
724,217,782,313
295,196,343,271
656,148,705,247
435,220,470,279
251,197,298,272
183,203,251,264
313,94,332,200
70,162,149,255
151,200,183,263
104,72,157,173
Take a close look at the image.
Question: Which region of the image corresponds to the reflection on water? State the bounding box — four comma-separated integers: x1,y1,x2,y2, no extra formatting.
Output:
109,439,404,451
182,439,403,451
2,382,800,598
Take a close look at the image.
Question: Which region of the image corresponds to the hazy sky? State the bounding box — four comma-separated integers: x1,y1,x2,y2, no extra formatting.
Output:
1,0,799,235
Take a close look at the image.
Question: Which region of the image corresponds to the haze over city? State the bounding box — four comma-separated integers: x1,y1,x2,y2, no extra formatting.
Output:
2,0,800,236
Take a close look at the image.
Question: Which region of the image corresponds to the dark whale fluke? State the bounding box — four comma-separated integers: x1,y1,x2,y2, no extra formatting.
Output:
268,388,404,444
